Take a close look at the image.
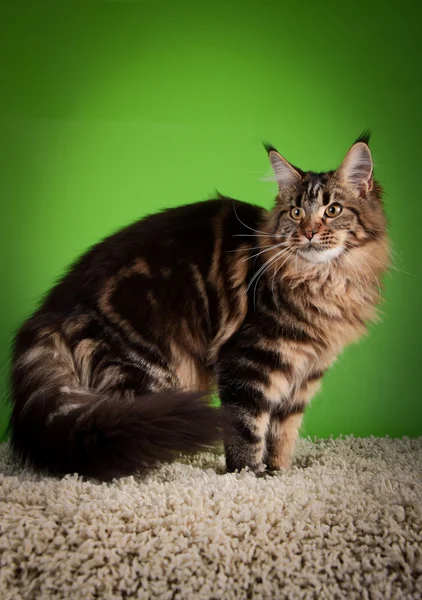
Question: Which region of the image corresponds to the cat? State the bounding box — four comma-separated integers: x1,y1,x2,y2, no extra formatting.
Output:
9,133,389,480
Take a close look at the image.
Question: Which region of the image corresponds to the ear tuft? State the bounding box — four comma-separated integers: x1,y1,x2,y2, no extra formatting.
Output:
338,141,373,196
354,129,371,146
263,141,278,154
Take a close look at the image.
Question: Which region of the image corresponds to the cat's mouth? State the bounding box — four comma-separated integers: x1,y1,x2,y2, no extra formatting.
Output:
298,245,344,264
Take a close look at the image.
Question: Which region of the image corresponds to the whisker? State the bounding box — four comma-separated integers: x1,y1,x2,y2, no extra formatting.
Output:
388,245,402,265
233,233,275,238
271,249,295,309
225,244,268,253
385,265,419,279
246,248,291,295
242,242,288,263
232,202,271,236
358,248,420,280
252,251,288,309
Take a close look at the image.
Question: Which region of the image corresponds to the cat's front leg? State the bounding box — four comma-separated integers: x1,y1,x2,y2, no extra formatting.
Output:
217,348,291,474
265,407,304,470
265,371,324,470
222,403,270,473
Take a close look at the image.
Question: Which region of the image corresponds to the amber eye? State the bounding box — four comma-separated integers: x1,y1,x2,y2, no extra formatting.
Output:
325,203,343,218
290,207,305,220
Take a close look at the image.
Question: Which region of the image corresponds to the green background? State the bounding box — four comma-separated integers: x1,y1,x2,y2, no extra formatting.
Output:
1,0,421,442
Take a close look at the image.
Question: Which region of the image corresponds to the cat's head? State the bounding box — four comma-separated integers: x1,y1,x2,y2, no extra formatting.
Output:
265,133,387,265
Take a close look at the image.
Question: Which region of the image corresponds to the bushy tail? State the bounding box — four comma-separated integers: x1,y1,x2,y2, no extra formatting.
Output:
10,389,221,480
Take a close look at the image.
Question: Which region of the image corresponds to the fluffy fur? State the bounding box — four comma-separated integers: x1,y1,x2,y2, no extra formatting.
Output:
9,135,389,479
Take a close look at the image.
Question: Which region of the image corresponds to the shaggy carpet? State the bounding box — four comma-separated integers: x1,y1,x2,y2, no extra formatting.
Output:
0,437,421,600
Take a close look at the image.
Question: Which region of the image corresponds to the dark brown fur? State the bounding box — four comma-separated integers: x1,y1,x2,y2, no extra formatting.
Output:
9,136,389,479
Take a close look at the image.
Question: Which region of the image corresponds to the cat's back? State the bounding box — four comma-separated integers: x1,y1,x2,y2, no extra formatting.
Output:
37,197,264,316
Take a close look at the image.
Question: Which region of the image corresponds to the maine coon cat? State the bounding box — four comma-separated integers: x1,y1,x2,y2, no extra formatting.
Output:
10,133,389,480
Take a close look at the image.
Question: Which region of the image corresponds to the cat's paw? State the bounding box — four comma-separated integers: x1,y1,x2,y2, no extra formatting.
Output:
255,469,281,478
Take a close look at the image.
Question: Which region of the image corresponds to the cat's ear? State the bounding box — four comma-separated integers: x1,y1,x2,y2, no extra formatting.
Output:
337,139,373,197
265,144,302,195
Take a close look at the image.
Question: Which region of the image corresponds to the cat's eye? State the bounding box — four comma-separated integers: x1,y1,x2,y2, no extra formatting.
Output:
325,203,343,218
290,207,305,220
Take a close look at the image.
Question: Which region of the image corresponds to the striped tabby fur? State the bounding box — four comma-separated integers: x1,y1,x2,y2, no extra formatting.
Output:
10,134,389,480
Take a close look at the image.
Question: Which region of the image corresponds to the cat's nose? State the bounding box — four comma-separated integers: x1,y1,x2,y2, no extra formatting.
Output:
304,229,317,240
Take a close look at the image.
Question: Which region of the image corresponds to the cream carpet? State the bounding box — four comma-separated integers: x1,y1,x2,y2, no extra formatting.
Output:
1,436,421,600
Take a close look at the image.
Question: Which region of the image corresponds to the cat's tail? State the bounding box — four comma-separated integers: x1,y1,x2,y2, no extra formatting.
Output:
10,329,221,481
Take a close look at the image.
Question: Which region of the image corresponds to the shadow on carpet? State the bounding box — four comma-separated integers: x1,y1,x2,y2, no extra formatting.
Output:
1,437,421,599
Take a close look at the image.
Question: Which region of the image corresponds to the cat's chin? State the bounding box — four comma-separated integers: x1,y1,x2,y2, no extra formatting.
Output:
298,246,344,264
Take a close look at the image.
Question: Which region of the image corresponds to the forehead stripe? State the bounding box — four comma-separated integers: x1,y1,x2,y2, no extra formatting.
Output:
305,174,327,200
323,191,331,205
308,181,319,197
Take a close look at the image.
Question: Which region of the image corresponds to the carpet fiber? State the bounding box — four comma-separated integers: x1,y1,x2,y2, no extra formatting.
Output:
1,437,421,599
